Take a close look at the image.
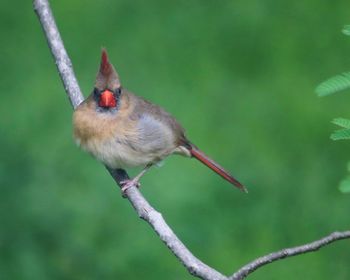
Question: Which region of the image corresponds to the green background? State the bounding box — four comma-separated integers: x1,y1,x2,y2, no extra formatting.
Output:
1,0,349,279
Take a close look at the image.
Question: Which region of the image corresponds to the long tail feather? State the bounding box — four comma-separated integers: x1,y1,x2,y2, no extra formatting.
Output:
190,147,247,193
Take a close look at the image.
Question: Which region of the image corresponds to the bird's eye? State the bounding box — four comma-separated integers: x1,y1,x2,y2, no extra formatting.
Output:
115,87,122,96
93,88,100,96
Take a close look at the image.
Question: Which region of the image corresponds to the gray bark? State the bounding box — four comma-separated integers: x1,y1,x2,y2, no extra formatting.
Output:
33,1,350,279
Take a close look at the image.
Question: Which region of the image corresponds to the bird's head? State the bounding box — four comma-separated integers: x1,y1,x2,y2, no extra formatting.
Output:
94,49,121,109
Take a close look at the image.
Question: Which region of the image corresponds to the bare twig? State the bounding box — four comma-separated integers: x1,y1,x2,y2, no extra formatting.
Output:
33,1,226,279
231,231,350,280
106,168,227,280
33,0,83,109
33,1,350,279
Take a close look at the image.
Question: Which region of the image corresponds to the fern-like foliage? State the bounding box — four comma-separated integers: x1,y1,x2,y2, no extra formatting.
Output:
316,25,350,193
339,162,350,193
339,177,350,193
330,118,350,140
316,72,350,96
316,25,350,97
331,129,350,140
343,25,350,36
332,118,350,128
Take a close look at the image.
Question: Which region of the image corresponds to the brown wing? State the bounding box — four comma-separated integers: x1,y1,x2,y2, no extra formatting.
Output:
125,90,188,147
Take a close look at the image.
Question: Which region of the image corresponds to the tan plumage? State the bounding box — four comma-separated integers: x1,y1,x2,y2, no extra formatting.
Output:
74,90,189,169
73,49,246,192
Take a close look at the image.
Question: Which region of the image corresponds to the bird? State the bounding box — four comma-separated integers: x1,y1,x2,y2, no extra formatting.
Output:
73,49,247,194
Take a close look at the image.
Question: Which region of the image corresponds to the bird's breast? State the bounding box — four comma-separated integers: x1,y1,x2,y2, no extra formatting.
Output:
73,105,179,168
74,110,145,168
77,136,159,169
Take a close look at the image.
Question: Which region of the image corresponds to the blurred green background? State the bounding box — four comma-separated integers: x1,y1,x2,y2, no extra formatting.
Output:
1,0,349,279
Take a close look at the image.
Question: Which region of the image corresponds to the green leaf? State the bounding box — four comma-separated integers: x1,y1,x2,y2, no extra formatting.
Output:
330,128,350,140
339,176,350,193
342,25,350,36
316,72,350,96
332,118,350,129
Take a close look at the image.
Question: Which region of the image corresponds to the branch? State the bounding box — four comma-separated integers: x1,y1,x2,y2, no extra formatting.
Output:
33,0,83,109
33,1,350,279
106,169,227,280
33,1,226,279
231,231,350,280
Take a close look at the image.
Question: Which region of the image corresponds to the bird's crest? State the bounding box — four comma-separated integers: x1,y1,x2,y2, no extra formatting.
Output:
95,48,120,89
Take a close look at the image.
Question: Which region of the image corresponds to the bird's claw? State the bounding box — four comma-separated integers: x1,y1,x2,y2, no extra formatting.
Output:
120,179,141,197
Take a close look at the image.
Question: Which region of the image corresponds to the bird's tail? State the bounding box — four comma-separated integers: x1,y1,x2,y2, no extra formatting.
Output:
189,146,247,193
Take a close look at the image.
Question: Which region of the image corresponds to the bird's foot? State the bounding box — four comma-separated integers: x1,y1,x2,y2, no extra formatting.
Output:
120,179,141,197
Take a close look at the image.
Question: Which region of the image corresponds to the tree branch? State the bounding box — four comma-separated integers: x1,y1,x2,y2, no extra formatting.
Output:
231,230,350,280
33,1,350,279
33,0,83,109
106,168,227,280
33,1,226,279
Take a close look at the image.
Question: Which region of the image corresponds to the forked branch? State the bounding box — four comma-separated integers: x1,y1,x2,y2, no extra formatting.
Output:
33,1,350,279
231,231,350,280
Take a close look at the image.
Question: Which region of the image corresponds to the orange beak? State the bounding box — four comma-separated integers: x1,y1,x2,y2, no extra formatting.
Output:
99,90,117,108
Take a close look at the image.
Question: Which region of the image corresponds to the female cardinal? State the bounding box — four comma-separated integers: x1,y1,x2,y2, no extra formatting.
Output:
73,49,247,193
